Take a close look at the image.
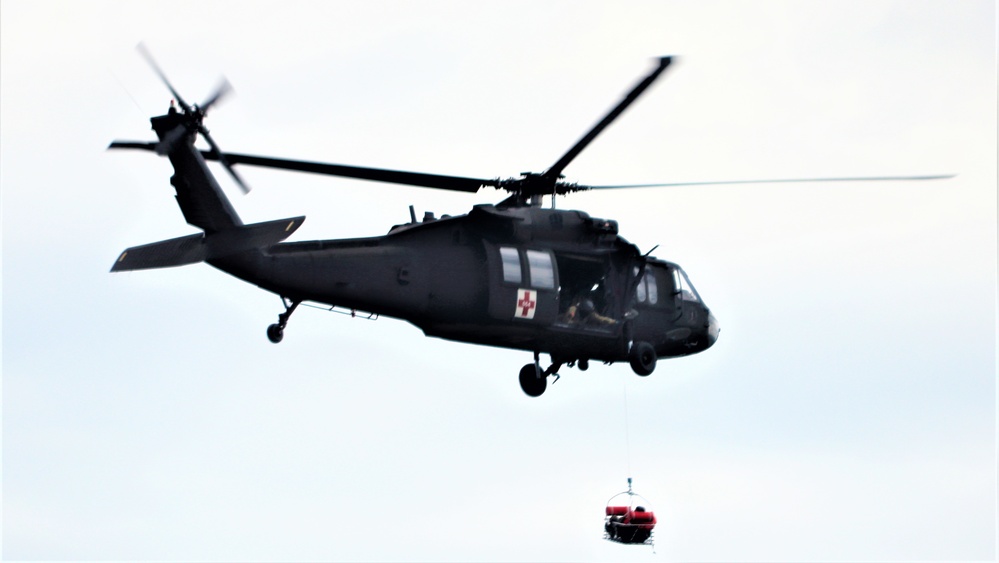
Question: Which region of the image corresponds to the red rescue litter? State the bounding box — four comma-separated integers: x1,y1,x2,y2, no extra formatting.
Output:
604,478,657,545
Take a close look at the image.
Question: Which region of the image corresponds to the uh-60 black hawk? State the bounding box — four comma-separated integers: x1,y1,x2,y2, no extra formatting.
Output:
110,50,948,396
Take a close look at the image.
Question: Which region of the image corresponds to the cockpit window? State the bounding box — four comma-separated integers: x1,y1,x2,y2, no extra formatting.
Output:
676,268,701,302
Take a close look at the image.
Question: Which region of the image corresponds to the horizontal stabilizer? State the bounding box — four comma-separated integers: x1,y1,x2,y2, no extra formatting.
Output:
111,232,206,271
204,216,305,255
111,216,305,272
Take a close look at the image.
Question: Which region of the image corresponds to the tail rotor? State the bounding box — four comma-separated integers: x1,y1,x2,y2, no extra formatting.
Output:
136,43,250,193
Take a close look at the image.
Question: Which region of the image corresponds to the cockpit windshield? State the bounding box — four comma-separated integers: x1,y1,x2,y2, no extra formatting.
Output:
672,267,702,303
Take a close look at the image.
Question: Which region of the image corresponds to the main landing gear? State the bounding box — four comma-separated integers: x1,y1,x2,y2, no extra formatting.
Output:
519,351,562,397
519,351,587,397
519,342,659,397
267,297,300,343
629,341,657,376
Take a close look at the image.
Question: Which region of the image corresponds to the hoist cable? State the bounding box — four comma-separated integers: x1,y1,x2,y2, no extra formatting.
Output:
622,382,633,481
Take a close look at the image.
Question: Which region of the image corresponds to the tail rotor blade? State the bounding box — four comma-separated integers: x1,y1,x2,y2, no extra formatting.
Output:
137,43,191,112
201,128,251,193
155,124,188,155
200,78,233,115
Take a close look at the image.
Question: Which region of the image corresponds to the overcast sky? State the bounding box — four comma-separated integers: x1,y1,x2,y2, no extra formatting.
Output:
2,1,996,561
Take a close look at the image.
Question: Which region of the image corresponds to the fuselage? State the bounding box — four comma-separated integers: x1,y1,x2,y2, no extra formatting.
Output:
210,204,719,365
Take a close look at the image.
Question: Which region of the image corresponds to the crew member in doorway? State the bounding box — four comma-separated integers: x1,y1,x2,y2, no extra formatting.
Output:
564,295,616,326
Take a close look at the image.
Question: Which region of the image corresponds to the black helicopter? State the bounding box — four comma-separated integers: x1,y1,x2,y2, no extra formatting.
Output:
110,50,946,396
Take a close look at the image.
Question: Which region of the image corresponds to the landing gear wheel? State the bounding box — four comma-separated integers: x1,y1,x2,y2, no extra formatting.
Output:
267,323,284,344
519,363,547,397
578,358,589,371
267,297,300,344
630,341,657,376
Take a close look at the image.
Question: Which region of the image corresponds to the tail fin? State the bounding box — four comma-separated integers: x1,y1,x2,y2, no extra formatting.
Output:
111,216,304,272
109,111,247,234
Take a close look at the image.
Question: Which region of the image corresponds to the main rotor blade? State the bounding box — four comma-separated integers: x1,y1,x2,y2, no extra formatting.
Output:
137,43,191,113
108,140,157,151
543,56,673,182
587,174,956,189
110,140,492,192
201,151,496,193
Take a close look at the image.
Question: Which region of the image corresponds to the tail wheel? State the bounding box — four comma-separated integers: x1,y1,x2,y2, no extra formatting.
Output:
629,341,657,376
266,324,284,343
266,298,300,344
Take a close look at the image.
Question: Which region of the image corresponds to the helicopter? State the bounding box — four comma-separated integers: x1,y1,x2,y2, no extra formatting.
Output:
109,49,948,397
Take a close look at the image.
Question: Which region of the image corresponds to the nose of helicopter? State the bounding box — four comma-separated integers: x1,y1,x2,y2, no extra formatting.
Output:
705,312,720,349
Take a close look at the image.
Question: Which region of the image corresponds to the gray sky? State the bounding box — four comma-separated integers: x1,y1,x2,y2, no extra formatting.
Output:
2,1,996,561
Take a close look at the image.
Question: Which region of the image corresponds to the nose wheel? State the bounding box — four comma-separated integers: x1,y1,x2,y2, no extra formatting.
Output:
267,297,300,343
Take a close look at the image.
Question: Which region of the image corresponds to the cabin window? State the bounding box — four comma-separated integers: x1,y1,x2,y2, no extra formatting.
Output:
500,247,522,283
633,267,659,305
526,250,556,289
646,272,658,304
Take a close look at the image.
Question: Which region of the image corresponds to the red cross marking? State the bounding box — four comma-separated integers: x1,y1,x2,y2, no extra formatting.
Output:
516,289,537,319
